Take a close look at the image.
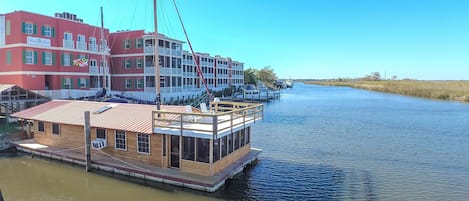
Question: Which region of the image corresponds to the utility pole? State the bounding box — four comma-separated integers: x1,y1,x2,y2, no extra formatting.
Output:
84,111,91,172
154,0,161,112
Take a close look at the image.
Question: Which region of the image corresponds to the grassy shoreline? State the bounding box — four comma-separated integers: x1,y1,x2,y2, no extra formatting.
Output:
306,80,469,102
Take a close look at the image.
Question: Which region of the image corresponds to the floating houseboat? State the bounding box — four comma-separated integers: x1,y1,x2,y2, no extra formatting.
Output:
11,100,263,192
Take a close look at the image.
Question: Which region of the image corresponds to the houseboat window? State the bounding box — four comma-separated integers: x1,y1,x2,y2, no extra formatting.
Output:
221,136,227,157
196,138,209,163
162,134,166,157
115,130,126,150
234,130,240,150
240,129,246,147
96,128,106,139
52,123,60,135
182,136,195,161
213,138,220,162
227,133,233,154
246,127,251,144
38,121,45,132
137,134,150,154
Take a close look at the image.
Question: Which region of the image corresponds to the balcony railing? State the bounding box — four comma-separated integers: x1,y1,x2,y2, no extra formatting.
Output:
152,101,263,138
63,40,74,49
76,42,87,51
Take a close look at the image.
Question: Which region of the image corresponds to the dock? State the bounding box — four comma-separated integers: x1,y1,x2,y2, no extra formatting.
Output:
11,139,261,192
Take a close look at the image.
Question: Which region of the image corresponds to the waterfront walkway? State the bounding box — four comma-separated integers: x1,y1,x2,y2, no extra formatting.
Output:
11,139,261,192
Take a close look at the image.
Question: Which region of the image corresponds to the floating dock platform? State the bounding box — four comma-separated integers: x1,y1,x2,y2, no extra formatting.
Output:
11,139,261,192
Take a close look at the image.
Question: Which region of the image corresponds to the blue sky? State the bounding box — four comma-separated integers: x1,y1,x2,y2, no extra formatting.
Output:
2,0,469,80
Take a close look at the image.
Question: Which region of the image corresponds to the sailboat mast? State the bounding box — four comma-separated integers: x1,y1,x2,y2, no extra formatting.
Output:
154,0,161,109
100,6,106,91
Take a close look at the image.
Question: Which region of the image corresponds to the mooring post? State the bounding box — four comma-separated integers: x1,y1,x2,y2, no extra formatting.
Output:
84,111,91,172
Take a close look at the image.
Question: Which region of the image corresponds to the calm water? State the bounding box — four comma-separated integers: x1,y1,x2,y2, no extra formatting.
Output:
1,83,469,200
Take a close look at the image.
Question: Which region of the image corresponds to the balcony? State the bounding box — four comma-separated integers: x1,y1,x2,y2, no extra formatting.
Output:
152,101,263,138
63,40,74,49
89,66,109,75
89,44,98,52
76,42,87,51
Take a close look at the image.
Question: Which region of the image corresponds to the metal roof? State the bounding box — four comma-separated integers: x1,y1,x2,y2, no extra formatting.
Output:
11,100,189,134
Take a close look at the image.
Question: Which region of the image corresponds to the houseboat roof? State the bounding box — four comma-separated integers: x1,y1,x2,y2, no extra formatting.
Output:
11,100,190,134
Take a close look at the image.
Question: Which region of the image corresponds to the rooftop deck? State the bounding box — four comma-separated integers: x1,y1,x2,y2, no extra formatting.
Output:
153,101,263,139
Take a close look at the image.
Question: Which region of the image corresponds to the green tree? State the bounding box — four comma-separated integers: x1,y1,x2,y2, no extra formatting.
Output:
257,66,277,87
244,68,258,85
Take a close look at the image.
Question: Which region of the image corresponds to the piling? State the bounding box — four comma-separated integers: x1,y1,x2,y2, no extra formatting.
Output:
84,111,91,172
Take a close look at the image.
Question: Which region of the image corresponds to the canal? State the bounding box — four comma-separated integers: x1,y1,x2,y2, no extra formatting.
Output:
1,83,469,200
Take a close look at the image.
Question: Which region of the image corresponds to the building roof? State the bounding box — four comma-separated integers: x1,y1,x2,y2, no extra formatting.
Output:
11,100,190,134
0,84,15,92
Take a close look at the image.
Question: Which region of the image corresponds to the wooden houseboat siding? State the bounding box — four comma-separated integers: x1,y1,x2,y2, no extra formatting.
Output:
181,160,211,176
32,120,162,167
33,121,84,149
213,145,251,174
97,129,162,167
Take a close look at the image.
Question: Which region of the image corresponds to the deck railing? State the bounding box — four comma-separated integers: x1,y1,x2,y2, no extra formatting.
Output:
152,101,263,137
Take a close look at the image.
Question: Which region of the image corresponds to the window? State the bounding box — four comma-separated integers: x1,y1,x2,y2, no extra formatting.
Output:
38,121,45,132
97,128,106,139
196,138,209,163
125,79,132,89
162,134,166,157
227,133,233,154
246,127,251,144
182,136,195,160
135,38,143,48
62,53,71,66
136,78,144,89
52,123,60,135
64,32,73,40
165,41,170,48
43,52,52,65
124,39,130,49
42,26,52,37
89,37,97,52
78,78,87,88
63,32,73,49
137,133,150,154
25,50,34,64
62,78,72,89
115,130,126,150
158,39,164,47
124,59,131,68
77,34,86,50
24,22,33,34
213,138,220,162
136,58,143,68
6,51,12,65
234,130,240,150
221,136,227,157
90,60,97,67
240,129,245,147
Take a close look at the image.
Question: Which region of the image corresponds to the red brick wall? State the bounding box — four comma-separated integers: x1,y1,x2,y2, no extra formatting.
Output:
109,30,145,55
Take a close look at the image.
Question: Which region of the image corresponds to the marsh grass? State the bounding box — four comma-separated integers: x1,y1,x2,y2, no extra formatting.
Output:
307,80,469,102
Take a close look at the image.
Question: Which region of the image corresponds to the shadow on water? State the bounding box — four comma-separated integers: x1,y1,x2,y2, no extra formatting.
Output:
212,158,378,201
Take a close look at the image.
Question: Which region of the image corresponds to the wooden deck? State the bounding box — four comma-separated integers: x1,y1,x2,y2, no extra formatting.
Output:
153,101,263,139
11,139,261,192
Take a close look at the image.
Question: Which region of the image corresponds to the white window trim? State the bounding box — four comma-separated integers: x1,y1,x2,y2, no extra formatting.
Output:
44,52,52,65
79,78,87,88
114,130,127,151
137,133,151,155
63,54,70,67
136,79,144,89
90,59,97,67
124,39,130,49
43,26,52,37
63,78,72,89
25,50,34,64
25,23,33,34
125,79,132,89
